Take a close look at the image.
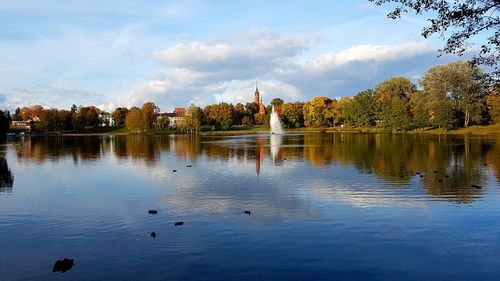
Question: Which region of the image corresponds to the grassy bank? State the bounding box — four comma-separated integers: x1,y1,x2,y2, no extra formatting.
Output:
52,124,500,137
203,124,500,137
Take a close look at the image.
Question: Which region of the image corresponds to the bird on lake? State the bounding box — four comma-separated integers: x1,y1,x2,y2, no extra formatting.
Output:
175,221,184,226
244,210,251,216
148,210,157,214
151,231,157,238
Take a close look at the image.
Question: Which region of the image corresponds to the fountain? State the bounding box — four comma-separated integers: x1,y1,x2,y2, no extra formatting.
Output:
270,105,283,135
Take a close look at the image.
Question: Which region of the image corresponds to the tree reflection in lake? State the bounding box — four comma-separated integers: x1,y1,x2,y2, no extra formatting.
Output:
8,133,499,203
0,153,13,192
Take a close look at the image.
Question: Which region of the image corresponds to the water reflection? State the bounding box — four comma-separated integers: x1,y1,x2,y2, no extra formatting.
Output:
8,133,500,203
0,154,13,192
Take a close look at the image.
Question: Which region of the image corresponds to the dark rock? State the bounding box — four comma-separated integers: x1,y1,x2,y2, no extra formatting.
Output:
244,210,251,216
148,210,158,215
151,231,157,238
445,175,450,178
52,258,74,273
175,221,184,226
419,175,424,178
438,179,443,182
472,184,482,189
433,171,438,173
483,163,488,166
416,172,421,175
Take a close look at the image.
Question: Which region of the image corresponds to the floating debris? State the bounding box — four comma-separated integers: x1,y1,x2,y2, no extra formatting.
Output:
472,184,482,189
244,210,251,216
148,210,158,215
174,221,184,226
151,231,157,238
52,258,74,273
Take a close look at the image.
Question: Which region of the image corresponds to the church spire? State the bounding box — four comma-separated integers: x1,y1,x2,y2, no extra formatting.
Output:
254,81,260,104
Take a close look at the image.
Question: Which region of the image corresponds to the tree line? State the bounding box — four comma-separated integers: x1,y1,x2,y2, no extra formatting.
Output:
180,61,499,132
4,61,500,136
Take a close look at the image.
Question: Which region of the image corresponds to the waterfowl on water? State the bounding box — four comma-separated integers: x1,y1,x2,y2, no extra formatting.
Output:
244,210,251,216
151,231,157,238
148,210,158,214
175,221,184,226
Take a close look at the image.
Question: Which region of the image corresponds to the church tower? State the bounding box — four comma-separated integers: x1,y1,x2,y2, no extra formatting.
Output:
254,82,260,104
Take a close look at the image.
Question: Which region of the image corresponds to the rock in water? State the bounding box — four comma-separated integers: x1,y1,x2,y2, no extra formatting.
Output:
148,210,158,215
151,231,157,238
52,258,74,273
174,221,184,226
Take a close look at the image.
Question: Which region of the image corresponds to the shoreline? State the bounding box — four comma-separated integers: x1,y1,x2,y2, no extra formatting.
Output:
8,125,500,137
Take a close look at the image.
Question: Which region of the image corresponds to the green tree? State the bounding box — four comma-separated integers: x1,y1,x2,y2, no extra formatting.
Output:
0,110,10,137
12,108,21,121
270,98,284,107
281,102,304,128
420,61,484,128
410,92,430,128
433,100,456,129
178,104,202,134
351,90,377,127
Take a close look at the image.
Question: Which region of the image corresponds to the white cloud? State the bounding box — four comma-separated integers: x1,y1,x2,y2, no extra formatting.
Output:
308,41,432,72
152,29,311,72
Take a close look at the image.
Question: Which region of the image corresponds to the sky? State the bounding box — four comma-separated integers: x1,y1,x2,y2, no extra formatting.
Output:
0,0,463,113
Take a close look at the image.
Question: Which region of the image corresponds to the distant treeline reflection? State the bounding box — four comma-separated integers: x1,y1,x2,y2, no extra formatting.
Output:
12,134,500,203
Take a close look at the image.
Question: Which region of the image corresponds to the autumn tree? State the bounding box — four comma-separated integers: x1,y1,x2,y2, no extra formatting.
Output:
141,102,158,131
234,103,245,125
125,107,143,132
112,107,129,127
303,97,336,127
487,93,500,124
204,103,235,130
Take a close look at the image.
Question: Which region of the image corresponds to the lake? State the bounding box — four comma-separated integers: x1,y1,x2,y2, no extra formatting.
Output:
1,133,500,281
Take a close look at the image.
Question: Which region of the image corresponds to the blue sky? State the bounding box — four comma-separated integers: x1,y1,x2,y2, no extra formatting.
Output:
0,0,460,112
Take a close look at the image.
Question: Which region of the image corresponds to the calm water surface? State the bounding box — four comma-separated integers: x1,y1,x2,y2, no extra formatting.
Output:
1,133,500,281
